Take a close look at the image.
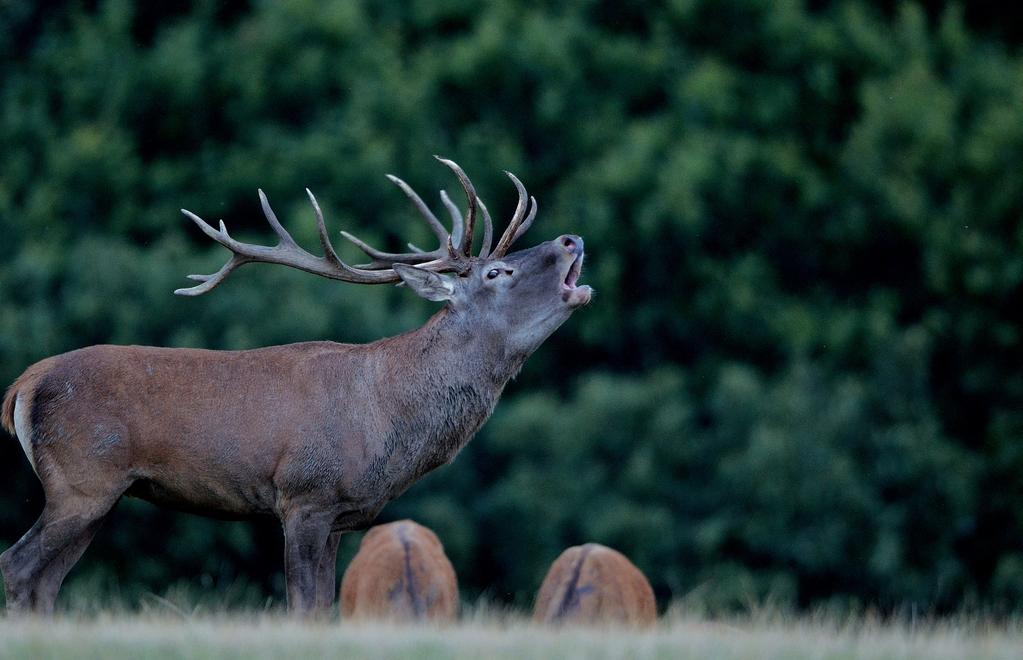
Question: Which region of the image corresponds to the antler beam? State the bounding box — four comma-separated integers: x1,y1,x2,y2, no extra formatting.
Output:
176,159,537,295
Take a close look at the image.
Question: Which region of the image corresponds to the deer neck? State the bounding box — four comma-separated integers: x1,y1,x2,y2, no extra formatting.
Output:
362,307,525,490
386,306,526,389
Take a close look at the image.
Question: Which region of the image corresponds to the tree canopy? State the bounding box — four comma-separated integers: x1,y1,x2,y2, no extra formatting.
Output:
1,0,1022,613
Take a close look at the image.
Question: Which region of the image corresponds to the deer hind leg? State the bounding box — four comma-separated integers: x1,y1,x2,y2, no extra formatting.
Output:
29,511,110,615
1,493,118,615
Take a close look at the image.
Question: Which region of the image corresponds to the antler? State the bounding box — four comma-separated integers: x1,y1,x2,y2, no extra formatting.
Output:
339,156,492,271
490,171,538,258
176,158,537,296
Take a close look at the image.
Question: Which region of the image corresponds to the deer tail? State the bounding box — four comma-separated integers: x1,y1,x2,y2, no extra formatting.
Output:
1,381,18,436
2,359,56,437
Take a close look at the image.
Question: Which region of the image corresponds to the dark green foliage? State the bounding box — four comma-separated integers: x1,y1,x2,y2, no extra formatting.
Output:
1,0,1021,613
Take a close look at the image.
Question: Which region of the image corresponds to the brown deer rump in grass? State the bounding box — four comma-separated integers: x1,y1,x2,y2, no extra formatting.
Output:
340,520,458,622
533,543,656,628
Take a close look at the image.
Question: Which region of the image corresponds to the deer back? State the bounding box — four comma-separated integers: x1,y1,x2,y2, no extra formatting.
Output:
533,543,656,628
340,519,458,622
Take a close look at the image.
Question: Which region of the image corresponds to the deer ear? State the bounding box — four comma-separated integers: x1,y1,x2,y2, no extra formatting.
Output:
393,264,455,302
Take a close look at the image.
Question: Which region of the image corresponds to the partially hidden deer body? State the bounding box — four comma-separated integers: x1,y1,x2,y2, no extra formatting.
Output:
340,520,458,621
533,543,656,628
0,158,591,615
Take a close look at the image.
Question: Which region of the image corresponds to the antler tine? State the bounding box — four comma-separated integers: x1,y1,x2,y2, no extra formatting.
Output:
339,229,447,270
176,191,433,295
258,189,300,249
385,174,449,245
340,174,478,269
490,171,530,258
305,188,342,266
174,210,254,296
512,195,537,244
478,198,494,259
340,159,487,269
175,257,249,296
434,156,477,257
441,187,493,259
439,190,464,249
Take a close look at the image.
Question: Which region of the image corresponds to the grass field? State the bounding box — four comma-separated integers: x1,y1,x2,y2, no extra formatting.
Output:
1,608,1020,660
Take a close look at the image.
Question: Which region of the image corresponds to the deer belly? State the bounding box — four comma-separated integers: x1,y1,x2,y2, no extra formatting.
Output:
125,475,275,519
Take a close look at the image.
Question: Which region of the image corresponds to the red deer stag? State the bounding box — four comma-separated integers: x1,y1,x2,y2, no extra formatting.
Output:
0,157,591,615
533,543,656,627
340,519,458,622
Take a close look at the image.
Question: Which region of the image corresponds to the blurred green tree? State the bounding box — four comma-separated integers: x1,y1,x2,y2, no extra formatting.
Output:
1,0,1021,613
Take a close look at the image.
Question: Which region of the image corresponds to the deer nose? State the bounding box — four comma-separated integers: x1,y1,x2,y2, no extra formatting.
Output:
559,235,584,256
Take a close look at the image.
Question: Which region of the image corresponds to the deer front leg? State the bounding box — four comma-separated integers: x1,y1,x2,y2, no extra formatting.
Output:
315,530,342,611
281,508,334,616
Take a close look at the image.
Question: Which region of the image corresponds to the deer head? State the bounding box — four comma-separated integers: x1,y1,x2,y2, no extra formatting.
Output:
175,157,592,358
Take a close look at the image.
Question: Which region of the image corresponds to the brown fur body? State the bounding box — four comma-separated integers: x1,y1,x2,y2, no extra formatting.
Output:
533,543,656,628
340,520,458,621
1,317,502,524
1,232,590,616
0,310,506,615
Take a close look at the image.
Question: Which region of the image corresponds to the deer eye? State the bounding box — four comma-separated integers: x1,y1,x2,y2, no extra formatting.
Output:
487,269,500,279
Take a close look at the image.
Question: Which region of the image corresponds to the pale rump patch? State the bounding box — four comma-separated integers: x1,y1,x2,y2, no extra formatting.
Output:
13,394,37,473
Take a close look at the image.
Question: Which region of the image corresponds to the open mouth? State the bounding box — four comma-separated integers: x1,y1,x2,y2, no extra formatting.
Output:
562,254,583,290
560,253,592,308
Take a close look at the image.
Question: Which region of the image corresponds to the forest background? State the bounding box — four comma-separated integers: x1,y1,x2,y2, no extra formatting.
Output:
1,0,1022,614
